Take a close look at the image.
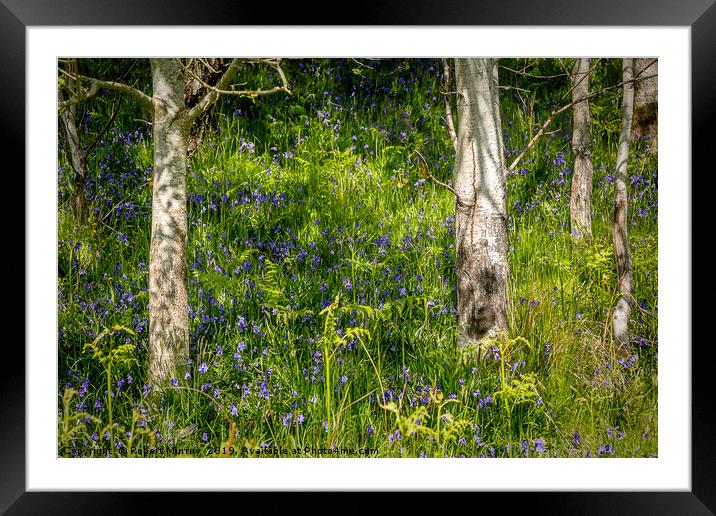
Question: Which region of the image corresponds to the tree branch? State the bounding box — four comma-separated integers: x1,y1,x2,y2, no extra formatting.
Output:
349,58,376,70
557,59,597,105
507,71,657,173
186,58,292,123
499,62,570,80
58,66,152,110
498,85,531,93
57,79,99,113
198,58,220,73
415,150,456,196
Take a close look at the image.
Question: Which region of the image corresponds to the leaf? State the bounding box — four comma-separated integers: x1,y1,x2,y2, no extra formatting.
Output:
111,324,136,335
319,294,341,315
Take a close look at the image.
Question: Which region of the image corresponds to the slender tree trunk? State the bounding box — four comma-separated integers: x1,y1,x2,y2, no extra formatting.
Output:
59,59,88,225
148,58,191,389
569,58,594,239
612,58,635,350
59,99,88,224
441,58,458,151
453,58,509,348
632,58,658,151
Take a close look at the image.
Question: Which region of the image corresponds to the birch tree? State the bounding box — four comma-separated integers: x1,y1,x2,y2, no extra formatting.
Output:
146,59,192,389
612,58,635,349
58,59,119,224
569,58,594,239
58,58,291,390
453,58,509,348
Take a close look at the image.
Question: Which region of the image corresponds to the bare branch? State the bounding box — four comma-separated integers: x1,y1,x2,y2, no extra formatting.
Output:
198,58,221,74
557,59,598,105
58,66,152,109
498,85,531,93
415,150,456,196
636,58,658,76
507,71,657,173
185,58,240,121
186,58,292,123
57,78,99,113
183,58,236,86
349,58,376,70
499,62,570,80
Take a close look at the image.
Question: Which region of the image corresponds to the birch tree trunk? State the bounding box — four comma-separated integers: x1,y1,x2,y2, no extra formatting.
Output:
632,58,658,151
569,58,594,239
148,58,191,389
454,58,509,348
612,58,635,349
58,58,88,225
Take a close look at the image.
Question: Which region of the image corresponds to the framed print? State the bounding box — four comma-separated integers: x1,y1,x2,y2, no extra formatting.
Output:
7,0,712,512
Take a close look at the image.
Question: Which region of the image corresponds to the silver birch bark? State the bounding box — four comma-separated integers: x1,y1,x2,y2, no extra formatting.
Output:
58,59,88,224
632,58,658,150
612,58,635,349
569,58,594,239
442,58,458,151
454,58,508,348
148,58,191,388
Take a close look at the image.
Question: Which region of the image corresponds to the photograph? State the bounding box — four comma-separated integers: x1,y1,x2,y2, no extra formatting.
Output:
56,56,659,460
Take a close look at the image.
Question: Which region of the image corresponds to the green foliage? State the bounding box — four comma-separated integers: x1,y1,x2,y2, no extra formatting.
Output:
381,397,471,457
83,324,138,370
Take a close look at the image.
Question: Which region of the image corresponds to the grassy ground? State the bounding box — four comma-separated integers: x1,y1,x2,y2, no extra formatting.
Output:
57,58,658,458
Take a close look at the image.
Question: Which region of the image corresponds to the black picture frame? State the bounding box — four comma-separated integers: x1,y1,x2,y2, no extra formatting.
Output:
6,0,711,513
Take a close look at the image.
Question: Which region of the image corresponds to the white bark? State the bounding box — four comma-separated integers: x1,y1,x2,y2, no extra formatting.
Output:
612,58,635,349
442,58,458,151
569,58,594,239
148,58,191,389
144,58,287,389
453,58,509,348
58,59,88,224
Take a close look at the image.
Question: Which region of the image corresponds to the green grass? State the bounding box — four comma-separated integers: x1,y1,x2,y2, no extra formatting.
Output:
57,58,657,458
